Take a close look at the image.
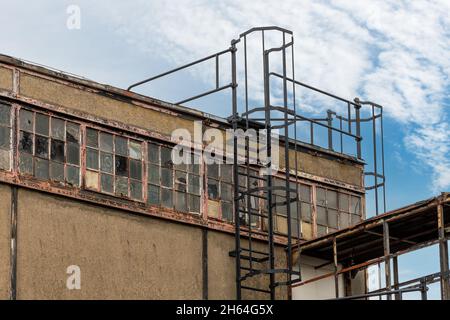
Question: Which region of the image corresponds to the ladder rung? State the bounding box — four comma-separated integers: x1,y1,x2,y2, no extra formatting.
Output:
241,285,271,294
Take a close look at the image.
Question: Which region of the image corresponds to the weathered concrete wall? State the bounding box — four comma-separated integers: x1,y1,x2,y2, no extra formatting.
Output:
208,230,287,300
0,67,12,91
16,188,203,299
0,183,11,299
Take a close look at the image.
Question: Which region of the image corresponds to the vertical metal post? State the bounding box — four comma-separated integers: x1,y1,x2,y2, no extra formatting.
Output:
420,279,428,300
393,256,400,300
327,110,333,151
333,238,339,298
371,105,379,216
383,220,391,300
353,98,362,159
231,39,241,301
438,202,449,300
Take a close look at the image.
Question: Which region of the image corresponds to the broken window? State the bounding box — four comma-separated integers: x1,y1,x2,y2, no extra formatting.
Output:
207,160,233,222
18,109,81,186
0,103,11,171
146,142,201,214
85,127,143,201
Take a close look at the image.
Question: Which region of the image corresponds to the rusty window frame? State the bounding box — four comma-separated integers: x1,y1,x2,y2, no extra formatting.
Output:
17,106,81,186
84,126,144,201
0,102,12,171
206,160,234,222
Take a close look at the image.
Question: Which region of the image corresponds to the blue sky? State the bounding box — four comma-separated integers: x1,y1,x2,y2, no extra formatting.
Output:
0,0,448,299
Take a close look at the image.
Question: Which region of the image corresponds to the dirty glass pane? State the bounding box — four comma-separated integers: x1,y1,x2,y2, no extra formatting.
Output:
316,187,326,206
161,146,172,167
86,128,98,148
130,159,142,180
0,149,10,170
101,173,114,193
51,118,65,140
35,158,49,180
327,190,338,209
161,167,173,188
19,153,33,174
188,174,200,195
207,163,219,178
221,164,232,182
35,113,49,136
129,140,142,160
328,209,338,228
221,202,233,222
340,212,350,229
148,164,159,184
175,191,187,212
130,181,142,200
301,202,311,222
99,132,113,152
351,196,361,215
221,182,232,201
0,104,10,125
86,148,99,170
0,126,10,149
175,170,186,187
35,135,49,158
115,176,128,196
50,161,64,181
189,153,200,174
115,136,128,156
66,123,80,143
67,142,80,165
339,193,349,212
188,195,200,213
352,214,361,224
317,225,327,237
100,152,113,173
207,179,219,200
147,185,160,205
161,188,173,208
66,165,80,186
19,131,33,154
86,170,99,189
50,140,65,162
20,110,33,132
300,184,311,202
148,143,159,164
115,155,128,176
317,206,327,225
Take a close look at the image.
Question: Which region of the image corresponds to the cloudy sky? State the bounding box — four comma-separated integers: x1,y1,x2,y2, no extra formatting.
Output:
1,0,449,298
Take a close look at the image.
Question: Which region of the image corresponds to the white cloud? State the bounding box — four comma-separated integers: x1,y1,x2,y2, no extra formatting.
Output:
90,0,450,191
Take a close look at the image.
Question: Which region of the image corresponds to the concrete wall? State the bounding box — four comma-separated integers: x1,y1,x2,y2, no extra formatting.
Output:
0,183,11,299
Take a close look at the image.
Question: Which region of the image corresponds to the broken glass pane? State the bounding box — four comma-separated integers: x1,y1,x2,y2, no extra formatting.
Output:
50,140,65,162
161,146,172,167
100,152,113,173
67,142,79,165
175,191,187,212
50,161,64,181
99,132,113,152
19,131,33,154
20,110,33,132
19,153,33,174
35,135,49,158
161,167,172,188
115,176,128,196
188,195,200,213
35,113,49,136
66,165,80,186
0,104,10,125
148,164,159,184
86,148,99,170
221,202,233,222
0,149,10,170
87,128,98,148
148,143,159,164
35,158,49,180
161,188,173,208
0,126,10,149
130,159,142,180
188,174,200,195
51,118,65,140
147,185,160,205
115,155,128,176
351,196,361,215
130,180,142,200
86,170,99,189
175,170,187,185
100,173,113,193
207,180,219,200
115,136,128,156
129,140,142,160
66,123,79,143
